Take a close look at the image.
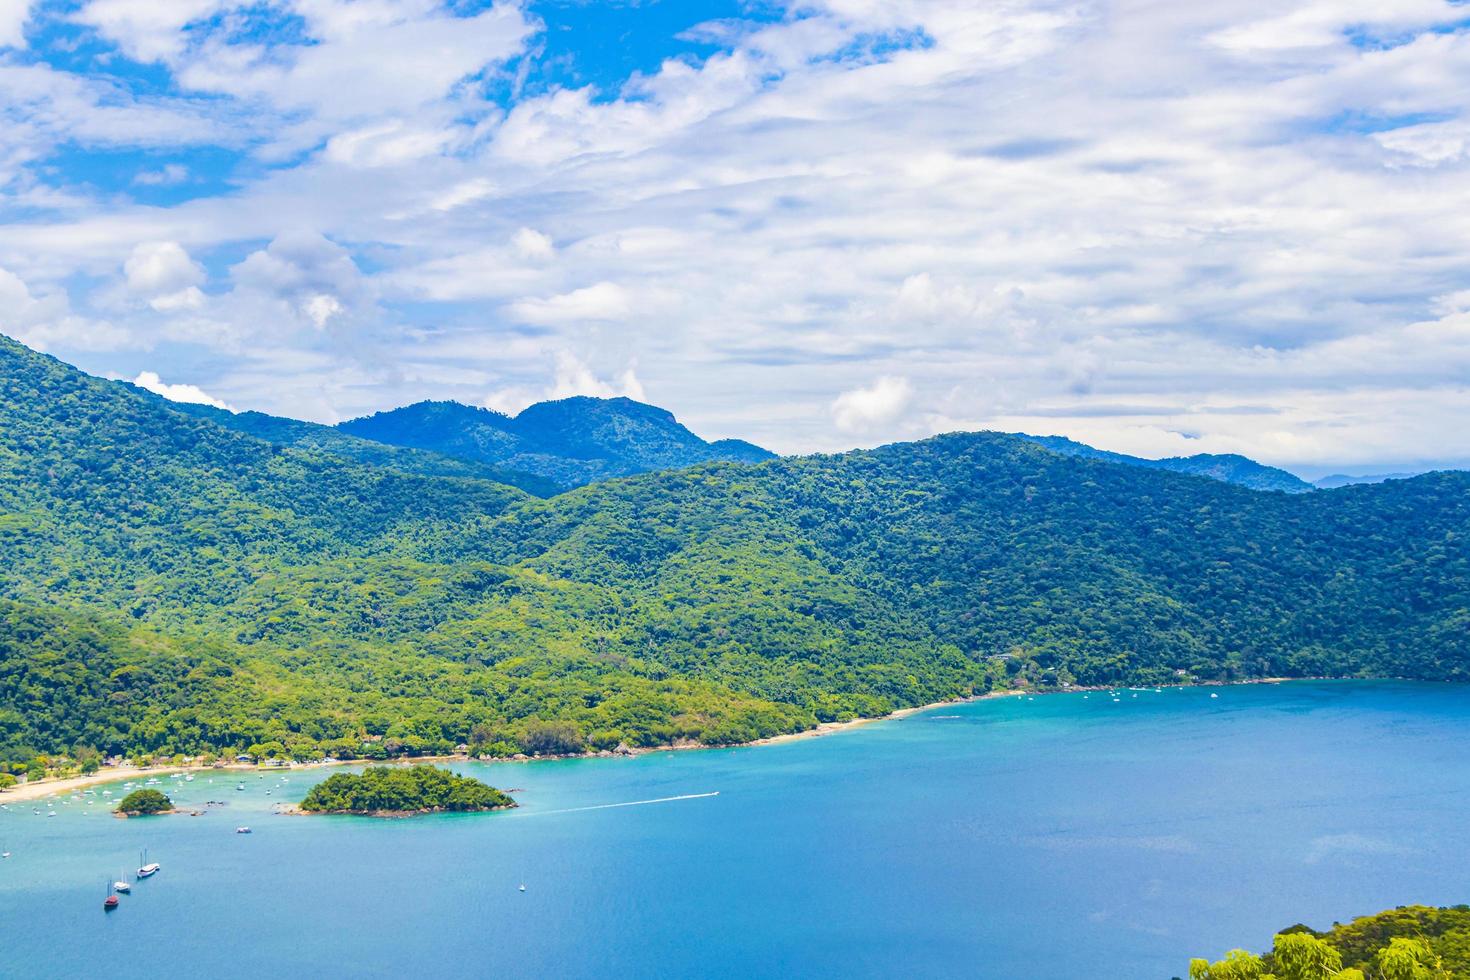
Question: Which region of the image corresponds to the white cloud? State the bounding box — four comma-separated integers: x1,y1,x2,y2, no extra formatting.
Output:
132,370,232,410
11,0,1470,468
228,232,369,332
125,240,204,292
0,266,131,351
74,0,226,63
426,179,496,214
0,62,222,152
510,282,631,325
323,119,452,168
1374,119,1470,167
0,0,29,49
484,351,645,415
513,228,555,261
303,293,344,328
832,376,914,433
175,2,532,145
1208,1,1456,54
123,241,206,312
134,163,190,186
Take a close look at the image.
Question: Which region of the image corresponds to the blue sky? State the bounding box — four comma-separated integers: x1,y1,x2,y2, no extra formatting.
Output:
2,0,1470,473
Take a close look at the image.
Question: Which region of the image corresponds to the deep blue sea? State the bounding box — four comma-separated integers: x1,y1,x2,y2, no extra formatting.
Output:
3,681,1468,979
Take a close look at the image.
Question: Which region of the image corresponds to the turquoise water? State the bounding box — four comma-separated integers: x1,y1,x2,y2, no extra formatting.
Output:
3,681,1469,979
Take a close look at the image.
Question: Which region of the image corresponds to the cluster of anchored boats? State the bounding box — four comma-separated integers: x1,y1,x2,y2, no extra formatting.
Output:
104,850,160,910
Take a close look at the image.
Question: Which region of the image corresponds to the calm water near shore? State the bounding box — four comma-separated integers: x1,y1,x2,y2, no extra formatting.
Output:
3,680,1469,979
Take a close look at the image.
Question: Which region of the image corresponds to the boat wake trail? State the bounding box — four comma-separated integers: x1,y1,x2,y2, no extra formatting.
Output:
532,792,720,817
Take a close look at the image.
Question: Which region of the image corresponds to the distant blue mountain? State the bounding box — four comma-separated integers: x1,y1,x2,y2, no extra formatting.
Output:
1313,472,1421,489
1021,434,1315,493
340,396,775,490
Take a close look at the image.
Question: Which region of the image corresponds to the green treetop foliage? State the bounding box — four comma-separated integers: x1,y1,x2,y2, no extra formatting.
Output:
116,788,172,815
1,337,1469,768
1188,906,1466,979
298,765,514,814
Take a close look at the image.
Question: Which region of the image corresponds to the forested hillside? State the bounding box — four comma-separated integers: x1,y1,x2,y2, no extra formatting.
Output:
1,336,1468,772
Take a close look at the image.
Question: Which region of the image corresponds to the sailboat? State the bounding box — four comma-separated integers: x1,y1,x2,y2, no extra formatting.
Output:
104,880,119,911
113,871,131,894
136,849,160,879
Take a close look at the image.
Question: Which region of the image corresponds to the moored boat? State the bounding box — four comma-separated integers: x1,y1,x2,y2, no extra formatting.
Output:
136,849,160,879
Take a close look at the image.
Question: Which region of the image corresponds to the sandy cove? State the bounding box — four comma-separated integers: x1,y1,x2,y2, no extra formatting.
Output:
0,758,386,806
747,688,1031,748
0,678,1299,803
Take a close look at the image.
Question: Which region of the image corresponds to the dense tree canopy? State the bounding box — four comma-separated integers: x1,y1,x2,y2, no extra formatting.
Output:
298,765,514,814
1,336,1468,771
115,788,172,815
1187,906,1469,979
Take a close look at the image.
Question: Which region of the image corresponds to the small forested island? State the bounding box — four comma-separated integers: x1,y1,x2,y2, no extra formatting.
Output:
1185,905,1469,979
298,765,515,816
115,788,173,816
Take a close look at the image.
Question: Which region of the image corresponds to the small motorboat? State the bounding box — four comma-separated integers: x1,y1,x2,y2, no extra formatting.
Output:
518,884,526,892
235,826,251,834
1210,693,1219,699
236,783,246,792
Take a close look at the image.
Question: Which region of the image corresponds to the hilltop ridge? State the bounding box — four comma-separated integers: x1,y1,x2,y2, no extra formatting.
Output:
339,395,774,490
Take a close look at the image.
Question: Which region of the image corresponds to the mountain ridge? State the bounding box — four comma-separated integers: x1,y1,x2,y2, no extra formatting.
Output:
338,395,775,491
1019,433,1317,493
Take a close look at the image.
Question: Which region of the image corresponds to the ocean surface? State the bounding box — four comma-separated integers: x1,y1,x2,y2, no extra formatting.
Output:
3,680,1469,979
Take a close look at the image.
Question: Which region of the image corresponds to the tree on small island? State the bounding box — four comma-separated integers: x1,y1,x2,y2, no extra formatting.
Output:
116,788,172,815
298,765,515,816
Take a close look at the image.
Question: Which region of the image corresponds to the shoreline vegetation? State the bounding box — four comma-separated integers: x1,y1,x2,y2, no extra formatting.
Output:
113,788,173,817
0,677,1303,805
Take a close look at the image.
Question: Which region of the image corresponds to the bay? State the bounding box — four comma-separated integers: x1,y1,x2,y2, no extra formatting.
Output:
3,680,1468,979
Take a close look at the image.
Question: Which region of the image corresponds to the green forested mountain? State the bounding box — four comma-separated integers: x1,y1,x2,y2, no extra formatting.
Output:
1,336,1468,771
1022,434,1317,493
338,396,774,490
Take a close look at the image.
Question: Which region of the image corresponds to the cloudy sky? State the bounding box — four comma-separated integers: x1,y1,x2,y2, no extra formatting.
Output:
3,0,1470,475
